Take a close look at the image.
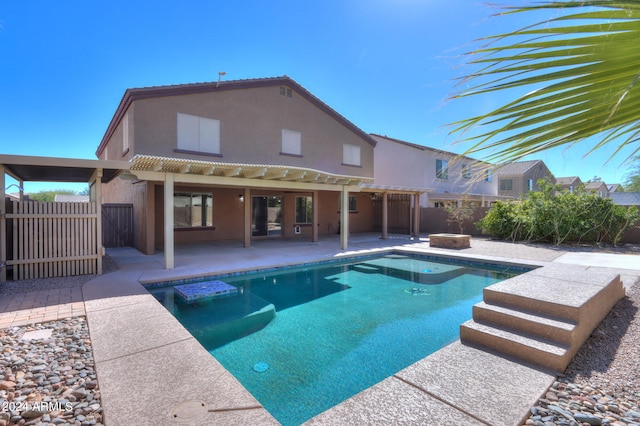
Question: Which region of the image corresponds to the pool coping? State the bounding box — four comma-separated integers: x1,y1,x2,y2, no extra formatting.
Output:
82,244,622,425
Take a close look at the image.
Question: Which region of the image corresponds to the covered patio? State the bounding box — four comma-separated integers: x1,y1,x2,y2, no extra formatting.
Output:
123,155,424,271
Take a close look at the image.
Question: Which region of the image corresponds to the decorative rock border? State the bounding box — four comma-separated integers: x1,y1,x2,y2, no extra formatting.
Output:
0,317,103,426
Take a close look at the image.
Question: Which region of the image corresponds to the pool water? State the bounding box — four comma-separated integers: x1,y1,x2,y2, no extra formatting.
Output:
149,254,521,425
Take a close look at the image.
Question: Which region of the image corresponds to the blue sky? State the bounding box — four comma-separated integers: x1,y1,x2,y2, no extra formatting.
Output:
1,0,635,193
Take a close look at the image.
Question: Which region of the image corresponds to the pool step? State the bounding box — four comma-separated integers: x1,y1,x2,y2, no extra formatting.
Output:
460,266,625,372
460,319,570,372
471,301,576,345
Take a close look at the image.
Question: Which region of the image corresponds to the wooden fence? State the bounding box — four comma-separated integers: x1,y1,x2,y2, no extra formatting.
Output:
373,194,412,234
102,204,134,248
7,201,98,280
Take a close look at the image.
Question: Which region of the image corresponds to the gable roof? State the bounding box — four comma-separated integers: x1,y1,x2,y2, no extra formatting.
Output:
610,192,640,206
495,160,547,176
96,76,377,157
585,181,607,190
369,134,490,164
54,195,90,202
555,176,581,186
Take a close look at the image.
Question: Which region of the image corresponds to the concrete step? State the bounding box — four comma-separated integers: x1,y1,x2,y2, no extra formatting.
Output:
472,301,576,345
461,266,625,372
482,268,623,323
460,319,570,372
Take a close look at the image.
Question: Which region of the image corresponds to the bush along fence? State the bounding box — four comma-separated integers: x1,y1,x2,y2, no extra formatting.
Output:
475,180,640,246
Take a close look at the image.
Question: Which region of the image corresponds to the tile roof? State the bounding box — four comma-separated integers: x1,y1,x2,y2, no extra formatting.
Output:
555,176,581,185
494,160,544,175
585,181,606,190
369,134,490,164
97,76,377,157
609,192,640,206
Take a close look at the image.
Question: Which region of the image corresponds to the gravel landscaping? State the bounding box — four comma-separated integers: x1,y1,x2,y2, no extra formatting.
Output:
524,276,640,426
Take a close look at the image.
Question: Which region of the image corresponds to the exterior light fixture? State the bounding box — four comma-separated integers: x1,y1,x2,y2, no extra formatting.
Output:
238,194,244,202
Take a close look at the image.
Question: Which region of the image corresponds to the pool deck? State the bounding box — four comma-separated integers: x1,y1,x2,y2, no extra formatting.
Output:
4,235,640,425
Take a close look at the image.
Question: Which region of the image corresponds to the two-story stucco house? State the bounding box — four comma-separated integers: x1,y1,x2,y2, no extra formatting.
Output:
495,160,555,198
555,176,583,193
585,181,609,198
97,76,386,266
371,134,503,207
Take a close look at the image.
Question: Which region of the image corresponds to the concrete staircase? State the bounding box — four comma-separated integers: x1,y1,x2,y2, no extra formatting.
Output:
460,265,625,372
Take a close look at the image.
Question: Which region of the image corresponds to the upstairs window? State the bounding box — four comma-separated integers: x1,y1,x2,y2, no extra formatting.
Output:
343,144,361,166
436,159,448,180
485,169,492,182
177,113,220,155
528,179,534,192
281,129,302,156
500,179,513,191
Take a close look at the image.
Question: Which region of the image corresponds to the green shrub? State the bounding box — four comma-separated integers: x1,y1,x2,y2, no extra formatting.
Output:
477,179,639,246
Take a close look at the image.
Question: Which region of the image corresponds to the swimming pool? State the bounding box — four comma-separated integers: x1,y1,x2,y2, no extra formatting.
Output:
149,253,523,425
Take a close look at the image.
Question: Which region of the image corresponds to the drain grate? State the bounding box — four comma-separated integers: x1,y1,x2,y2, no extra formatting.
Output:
171,400,208,424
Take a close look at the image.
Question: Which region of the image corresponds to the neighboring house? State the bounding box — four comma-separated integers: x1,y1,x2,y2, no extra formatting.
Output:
5,192,21,202
585,181,609,198
370,134,502,207
495,160,555,198
555,176,582,193
54,195,89,202
608,183,622,193
97,76,386,258
609,192,640,206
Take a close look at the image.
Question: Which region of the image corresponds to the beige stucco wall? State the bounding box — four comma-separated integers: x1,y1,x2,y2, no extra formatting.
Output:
130,86,374,178
372,135,497,207
497,164,555,197
151,186,373,250
98,82,379,253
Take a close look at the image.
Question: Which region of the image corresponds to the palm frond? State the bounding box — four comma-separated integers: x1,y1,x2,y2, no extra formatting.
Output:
450,0,640,165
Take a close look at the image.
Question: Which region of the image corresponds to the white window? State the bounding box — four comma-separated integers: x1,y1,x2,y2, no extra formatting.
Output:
500,179,513,191
281,129,302,156
177,113,220,154
343,144,361,166
436,159,448,180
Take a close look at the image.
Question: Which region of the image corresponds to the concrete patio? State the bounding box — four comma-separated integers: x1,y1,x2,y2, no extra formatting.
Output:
3,235,640,425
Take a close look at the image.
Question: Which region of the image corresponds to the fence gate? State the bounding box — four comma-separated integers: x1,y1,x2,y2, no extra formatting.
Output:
7,201,98,280
373,194,412,234
102,204,133,248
